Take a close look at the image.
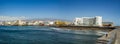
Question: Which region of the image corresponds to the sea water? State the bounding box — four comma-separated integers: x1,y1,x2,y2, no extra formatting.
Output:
0,26,102,44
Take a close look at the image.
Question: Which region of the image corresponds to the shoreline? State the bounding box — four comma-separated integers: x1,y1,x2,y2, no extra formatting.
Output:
0,25,116,31
51,26,116,31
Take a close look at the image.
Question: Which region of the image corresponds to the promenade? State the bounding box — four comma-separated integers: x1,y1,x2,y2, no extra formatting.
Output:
114,28,120,44
96,28,120,44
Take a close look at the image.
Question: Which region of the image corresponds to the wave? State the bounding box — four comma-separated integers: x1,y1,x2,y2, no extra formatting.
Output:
50,27,105,36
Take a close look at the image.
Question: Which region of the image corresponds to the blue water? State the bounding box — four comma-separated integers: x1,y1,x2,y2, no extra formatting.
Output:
0,26,101,44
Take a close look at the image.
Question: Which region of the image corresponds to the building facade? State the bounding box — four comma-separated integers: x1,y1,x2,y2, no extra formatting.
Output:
74,16,102,26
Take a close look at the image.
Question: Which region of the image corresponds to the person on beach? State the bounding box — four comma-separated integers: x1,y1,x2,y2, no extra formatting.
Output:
105,33,108,37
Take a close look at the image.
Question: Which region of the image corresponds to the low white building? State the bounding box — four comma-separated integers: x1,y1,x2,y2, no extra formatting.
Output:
44,21,55,26
74,16,102,26
49,21,54,25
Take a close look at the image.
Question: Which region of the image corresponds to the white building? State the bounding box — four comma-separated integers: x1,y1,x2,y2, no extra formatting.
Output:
74,18,83,26
74,16,102,26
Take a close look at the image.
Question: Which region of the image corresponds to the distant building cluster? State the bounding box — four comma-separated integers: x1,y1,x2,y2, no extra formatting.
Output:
0,16,114,27
0,20,55,26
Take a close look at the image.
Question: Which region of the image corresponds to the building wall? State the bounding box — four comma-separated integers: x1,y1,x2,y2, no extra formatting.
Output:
95,16,102,26
74,18,83,26
82,18,90,26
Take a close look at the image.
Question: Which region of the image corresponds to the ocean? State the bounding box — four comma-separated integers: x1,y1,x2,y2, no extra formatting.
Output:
0,26,102,44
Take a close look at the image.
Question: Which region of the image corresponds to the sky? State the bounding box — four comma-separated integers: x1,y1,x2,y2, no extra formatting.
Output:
0,0,120,25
